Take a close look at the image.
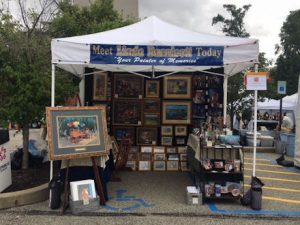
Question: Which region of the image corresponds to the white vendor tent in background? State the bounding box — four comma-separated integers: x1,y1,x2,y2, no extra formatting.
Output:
50,16,259,179
294,77,300,168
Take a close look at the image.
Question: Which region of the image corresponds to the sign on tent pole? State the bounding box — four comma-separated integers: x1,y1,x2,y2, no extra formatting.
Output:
245,69,267,177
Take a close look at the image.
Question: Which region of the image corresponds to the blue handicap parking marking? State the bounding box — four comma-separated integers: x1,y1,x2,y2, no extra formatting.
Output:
103,189,154,212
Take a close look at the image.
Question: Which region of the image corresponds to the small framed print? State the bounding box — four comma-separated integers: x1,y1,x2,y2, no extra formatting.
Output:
154,153,166,161
180,153,187,161
143,114,160,126
136,127,158,145
180,161,190,171
161,126,173,136
167,161,179,171
161,136,172,146
126,161,136,171
175,137,186,145
143,99,160,113
141,146,153,153
153,146,165,153
175,126,187,136
139,153,152,161
166,147,177,153
153,161,166,171
168,154,179,161
177,146,187,154
113,126,135,144
128,153,137,161
145,80,160,98
129,146,139,153
139,161,151,171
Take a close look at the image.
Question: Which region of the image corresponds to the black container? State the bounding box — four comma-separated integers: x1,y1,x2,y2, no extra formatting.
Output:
0,128,9,145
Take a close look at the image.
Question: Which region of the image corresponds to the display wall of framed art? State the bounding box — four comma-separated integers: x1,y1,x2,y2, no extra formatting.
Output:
162,101,191,124
113,100,142,126
93,72,107,101
163,75,191,99
136,127,158,145
46,106,109,160
145,80,160,98
114,74,144,99
143,99,160,113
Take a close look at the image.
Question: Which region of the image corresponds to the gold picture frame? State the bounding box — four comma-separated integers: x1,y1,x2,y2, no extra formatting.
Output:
162,101,191,124
163,75,191,99
145,80,160,98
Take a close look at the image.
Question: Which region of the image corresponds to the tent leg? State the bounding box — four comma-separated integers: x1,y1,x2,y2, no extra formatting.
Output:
223,74,228,127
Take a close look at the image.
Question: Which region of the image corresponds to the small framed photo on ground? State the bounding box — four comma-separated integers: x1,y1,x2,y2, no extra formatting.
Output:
70,179,97,201
167,161,179,171
153,146,165,153
140,146,153,153
161,136,172,146
153,161,166,171
175,126,187,136
161,126,173,136
180,154,187,161
139,153,152,161
154,153,166,161
126,161,137,171
139,161,151,171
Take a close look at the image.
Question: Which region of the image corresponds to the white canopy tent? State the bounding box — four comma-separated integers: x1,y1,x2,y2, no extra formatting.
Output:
50,16,259,178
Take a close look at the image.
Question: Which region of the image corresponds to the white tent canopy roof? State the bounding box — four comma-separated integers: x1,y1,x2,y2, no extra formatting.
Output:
257,93,298,111
51,16,259,77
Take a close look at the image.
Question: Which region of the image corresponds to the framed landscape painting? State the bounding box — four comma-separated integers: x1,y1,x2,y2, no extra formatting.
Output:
114,74,144,99
163,75,191,99
143,114,160,126
162,101,191,124
93,72,107,101
46,106,108,160
143,99,160,113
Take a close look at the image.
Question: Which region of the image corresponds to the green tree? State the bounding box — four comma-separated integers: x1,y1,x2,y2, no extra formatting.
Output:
273,10,300,96
212,4,251,129
212,4,272,128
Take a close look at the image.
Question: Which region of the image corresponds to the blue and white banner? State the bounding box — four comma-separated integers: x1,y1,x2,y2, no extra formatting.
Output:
90,44,223,66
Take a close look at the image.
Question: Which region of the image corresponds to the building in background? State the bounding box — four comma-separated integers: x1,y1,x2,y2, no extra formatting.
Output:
73,0,139,19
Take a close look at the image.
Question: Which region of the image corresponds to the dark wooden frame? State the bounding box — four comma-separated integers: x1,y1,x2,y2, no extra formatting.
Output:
114,74,144,99
136,127,158,145
93,72,107,101
145,80,160,98
163,75,192,99
113,100,142,126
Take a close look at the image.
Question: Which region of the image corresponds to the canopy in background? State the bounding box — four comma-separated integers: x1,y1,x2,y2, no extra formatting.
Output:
257,93,298,112
51,16,259,77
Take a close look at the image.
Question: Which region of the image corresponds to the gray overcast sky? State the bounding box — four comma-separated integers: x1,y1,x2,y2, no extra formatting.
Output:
139,0,300,62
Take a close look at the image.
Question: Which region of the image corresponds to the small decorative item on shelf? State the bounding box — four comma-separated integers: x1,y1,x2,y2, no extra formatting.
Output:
214,161,224,169
224,160,234,172
233,160,241,172
202,159,213,170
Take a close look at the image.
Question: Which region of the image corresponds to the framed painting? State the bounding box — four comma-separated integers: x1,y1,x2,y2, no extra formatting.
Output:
143,114,160,126
143,99,160,113
126,161,136,171
136,127,158,145
175,137,186,145
175,126,187,136
161,125,173,136
46,106,108,161
139,161,151,171
163,75,191,99
153,161,166,171
154,153,166,161
114,74,144,99
162,101,191,124
93,72,107,101
153,146,165,153
113,126,135,144
113,100,142,126
161,136,172,146
167,161,179,171
140,146,153,153
145,80,160,98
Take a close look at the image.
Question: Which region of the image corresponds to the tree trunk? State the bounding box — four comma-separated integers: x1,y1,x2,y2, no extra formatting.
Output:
22,125,30,169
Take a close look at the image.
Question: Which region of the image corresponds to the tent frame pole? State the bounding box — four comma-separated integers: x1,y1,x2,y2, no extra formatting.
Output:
223,74,228,127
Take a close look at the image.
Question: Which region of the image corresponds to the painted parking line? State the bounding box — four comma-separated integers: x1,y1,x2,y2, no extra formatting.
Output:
263,196,300,204
244,184,300,193
244,168,300,175
244,162,283,168
244,175,300,183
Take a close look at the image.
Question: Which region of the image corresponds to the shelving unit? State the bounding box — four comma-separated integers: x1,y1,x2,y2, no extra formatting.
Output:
198,141,244,204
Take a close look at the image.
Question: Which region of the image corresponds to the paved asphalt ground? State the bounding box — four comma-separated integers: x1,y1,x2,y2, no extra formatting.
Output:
1,130,300,224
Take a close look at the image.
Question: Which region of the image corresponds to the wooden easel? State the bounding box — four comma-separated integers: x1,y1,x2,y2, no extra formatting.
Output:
61,157,106,215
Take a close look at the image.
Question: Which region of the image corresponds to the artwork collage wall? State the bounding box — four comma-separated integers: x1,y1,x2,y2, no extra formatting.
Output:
85,70,223,171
